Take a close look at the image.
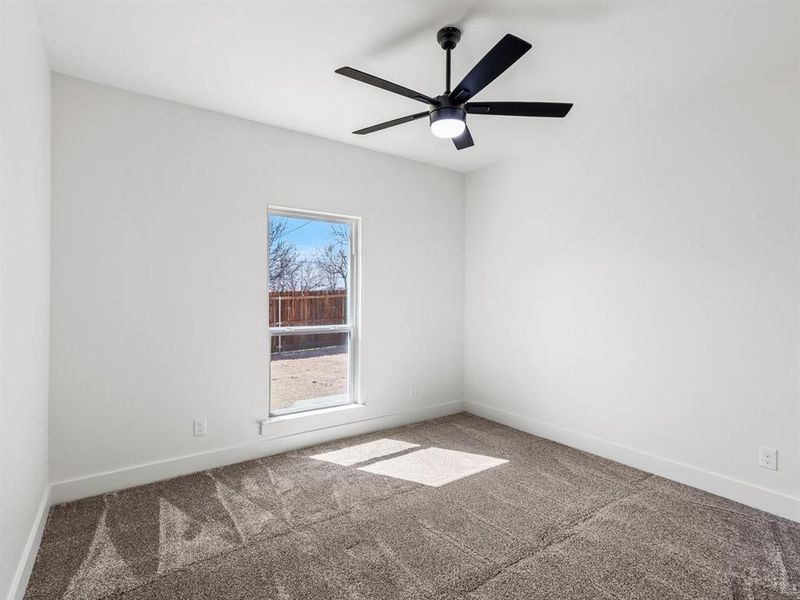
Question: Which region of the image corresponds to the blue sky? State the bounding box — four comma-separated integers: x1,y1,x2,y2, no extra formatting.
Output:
274,215,329,247
271,215,347,256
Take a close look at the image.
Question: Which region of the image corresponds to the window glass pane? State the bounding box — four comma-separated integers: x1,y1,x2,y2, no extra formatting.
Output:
268,210,357,416
268,215,349,326
270,332,350,415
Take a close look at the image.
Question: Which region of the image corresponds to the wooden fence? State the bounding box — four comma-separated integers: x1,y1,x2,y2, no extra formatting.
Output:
269,290,347,352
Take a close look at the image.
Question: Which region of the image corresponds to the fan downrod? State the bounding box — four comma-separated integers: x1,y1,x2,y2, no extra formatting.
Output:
436,27,462,50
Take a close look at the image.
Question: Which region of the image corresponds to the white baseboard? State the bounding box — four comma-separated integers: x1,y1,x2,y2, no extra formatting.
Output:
464,400,800,522
50,400,464,504
7,485,51,600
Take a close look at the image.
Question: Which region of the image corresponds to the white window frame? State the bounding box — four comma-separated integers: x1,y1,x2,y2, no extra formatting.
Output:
267,206,361,417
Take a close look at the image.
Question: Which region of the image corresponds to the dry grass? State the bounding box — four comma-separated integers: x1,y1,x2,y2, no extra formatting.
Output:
270,346,348,411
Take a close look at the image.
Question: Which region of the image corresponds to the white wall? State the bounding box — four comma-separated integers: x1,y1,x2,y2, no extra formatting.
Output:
464,64,800,519
50,75,464,487
0,2,52,598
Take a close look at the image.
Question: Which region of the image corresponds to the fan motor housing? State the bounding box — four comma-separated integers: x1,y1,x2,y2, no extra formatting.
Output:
430,105,466,127
430,94,466,127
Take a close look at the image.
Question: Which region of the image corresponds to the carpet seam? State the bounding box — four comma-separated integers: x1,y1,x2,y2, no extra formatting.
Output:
458,475,655,597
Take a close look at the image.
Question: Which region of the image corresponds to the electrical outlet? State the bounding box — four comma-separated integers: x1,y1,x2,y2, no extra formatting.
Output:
193,418,207,437
409,385,418,400
758,446,777,471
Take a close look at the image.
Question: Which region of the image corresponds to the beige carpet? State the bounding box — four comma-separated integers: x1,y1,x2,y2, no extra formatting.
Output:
25,413,800,599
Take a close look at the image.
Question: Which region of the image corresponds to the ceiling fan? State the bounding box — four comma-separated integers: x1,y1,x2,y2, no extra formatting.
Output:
335,27,573,150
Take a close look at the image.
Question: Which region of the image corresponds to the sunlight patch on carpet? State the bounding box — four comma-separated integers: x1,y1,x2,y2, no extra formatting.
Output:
310,438,420,466
358,447,508,486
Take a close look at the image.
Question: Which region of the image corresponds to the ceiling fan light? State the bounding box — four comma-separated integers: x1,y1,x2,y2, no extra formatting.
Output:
430,107,466,139
431,118,466,139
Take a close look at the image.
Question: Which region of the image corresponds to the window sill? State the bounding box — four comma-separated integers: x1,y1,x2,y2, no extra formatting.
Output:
261,402,365,433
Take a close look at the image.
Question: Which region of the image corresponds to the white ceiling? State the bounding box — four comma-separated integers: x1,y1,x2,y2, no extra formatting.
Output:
35,1,799,172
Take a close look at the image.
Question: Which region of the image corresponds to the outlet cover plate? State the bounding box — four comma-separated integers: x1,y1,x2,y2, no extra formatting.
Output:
758,446,777,471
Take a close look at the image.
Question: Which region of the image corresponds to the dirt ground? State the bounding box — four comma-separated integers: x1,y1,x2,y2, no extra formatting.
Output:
270,346,348,411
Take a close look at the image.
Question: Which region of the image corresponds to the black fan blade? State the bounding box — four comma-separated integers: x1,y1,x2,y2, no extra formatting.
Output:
353,112,430,135
453,125,474,150
449,34,532,103
336,67,435,105
466,101,573,118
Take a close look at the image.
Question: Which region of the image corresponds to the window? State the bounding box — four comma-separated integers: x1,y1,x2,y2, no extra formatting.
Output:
268,207,359,416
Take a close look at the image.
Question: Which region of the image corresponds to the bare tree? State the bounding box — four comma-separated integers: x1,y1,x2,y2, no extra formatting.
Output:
315,225,349,291
290,260,326,291
268,219,298,291
270,220,349,292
